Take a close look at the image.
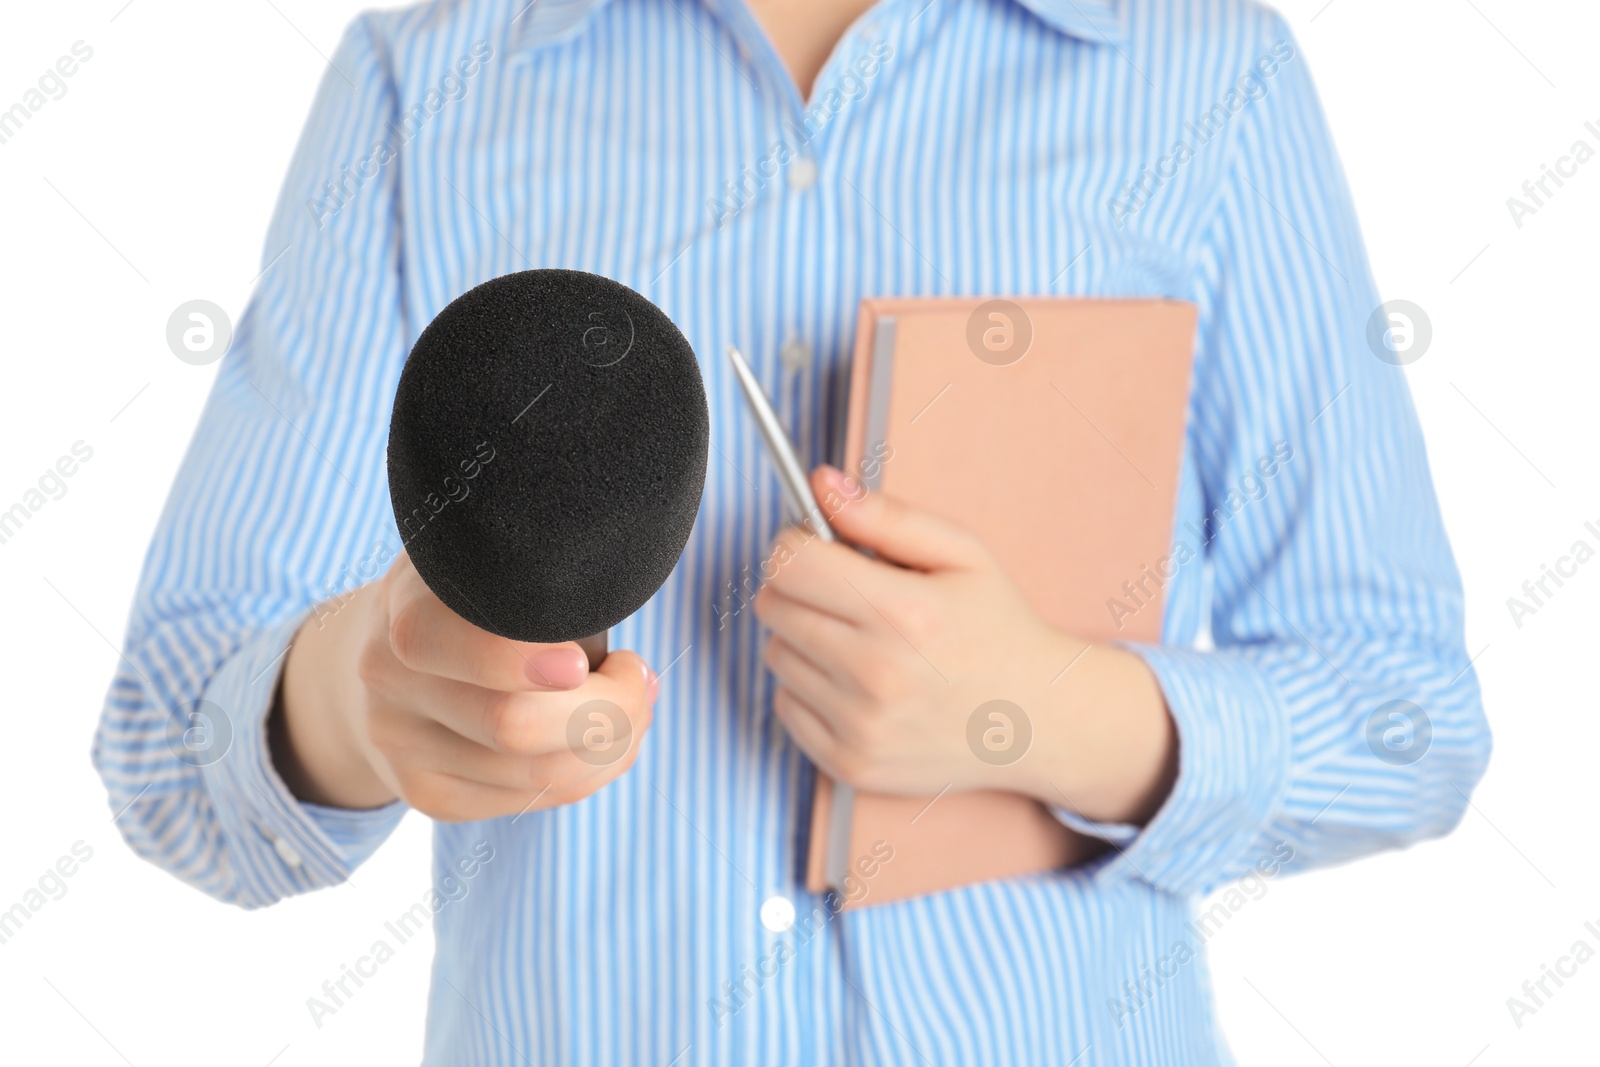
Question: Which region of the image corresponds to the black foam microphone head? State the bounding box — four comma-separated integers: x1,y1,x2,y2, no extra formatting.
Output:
386,268,709,644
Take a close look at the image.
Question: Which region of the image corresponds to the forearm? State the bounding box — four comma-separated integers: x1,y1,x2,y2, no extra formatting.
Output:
272,583,397,810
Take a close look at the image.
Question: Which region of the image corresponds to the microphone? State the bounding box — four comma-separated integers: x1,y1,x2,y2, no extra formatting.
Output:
386,268,710,668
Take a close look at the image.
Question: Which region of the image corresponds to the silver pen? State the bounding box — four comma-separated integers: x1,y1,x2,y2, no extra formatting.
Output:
725,346,836,544
726,345,856,893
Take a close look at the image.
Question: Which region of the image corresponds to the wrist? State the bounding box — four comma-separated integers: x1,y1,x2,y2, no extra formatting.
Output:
274,587,397,809
1015,636,1177,827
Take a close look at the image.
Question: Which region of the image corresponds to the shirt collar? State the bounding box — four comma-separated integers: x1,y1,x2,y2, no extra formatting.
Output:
498,0,1127,55
500,0,608,52
1015,0,1128,44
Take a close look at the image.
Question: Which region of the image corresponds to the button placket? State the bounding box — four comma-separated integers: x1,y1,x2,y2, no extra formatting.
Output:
760,894,796,933
779,337,812,373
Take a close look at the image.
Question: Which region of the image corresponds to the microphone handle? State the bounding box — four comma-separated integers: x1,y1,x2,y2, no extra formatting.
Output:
576,631,609,671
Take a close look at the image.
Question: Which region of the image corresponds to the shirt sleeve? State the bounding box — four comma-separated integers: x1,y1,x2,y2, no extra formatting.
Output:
1063,16,1491,897
91,15,411,908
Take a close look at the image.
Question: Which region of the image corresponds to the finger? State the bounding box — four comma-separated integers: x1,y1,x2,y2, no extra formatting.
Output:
399,758,641,823
811,465,987,572
772,687,844,776
592,648,653,708
375,711,615,792
555,650,654,768
756,596,867,691
368,664,574,755
761,527,894,627
367,627,654,754
758,588,864,662
765,637,855,720
387,562,590,691
394,768,547,822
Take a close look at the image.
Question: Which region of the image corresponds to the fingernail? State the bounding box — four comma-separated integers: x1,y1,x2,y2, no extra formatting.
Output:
642,661,660,702
818,464,850,494
527,647,587,689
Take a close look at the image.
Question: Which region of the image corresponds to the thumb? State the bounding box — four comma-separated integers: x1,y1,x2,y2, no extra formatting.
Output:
811,465,984,572
594,647,658,705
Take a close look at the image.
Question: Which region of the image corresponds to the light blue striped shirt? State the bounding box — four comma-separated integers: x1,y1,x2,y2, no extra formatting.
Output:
93,0,1491,1062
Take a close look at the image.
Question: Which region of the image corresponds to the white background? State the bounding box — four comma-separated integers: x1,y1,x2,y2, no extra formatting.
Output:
1,1,1595,1064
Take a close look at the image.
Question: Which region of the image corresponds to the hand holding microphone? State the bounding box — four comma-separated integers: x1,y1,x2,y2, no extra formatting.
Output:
276,550,657,820
274,270,708,818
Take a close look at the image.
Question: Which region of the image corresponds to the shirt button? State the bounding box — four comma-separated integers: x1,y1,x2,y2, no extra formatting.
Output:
272,835,304,869
787,156,819,192
760,894,796,933
780,337,812,373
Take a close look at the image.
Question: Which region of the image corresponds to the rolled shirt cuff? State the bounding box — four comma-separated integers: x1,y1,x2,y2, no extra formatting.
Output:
1062,644,1292,897
192,610,405,903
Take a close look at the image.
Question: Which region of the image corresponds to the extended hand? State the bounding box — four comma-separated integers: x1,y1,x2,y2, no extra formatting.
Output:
276,552,658,820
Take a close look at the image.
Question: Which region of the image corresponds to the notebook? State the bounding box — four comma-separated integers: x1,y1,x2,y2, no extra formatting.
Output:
803,296,1198,908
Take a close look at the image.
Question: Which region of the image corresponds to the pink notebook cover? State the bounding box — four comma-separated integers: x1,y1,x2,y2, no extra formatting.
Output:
805,296,1197,908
